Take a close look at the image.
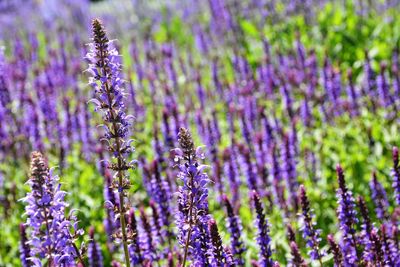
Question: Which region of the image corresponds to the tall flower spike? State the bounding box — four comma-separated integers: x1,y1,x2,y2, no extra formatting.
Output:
391,147,400,205
19,224,31,267
223,195,245,266
327,234,343,267
369,171,389,220
335,165,359,265
88,227,103,267
22,152,83,266
127,208,142,265
298,185,324,266
289,241,308,267
86,19,134,266
175,127,211,267
357,196,374,263
252,190,273,267
208,219,227,266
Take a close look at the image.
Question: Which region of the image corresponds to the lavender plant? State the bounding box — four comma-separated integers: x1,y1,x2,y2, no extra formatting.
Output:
298,185,324,265
21,151,84,266
335,165,359,266
86,19,135,266
174,127,211,267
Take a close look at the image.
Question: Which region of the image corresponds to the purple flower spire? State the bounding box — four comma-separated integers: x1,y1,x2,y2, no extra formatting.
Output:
327,234,343,267
369,171,389,220
357,196,374,263
380,224,399,265
282,134,299,210
88,227,103,267
298,185,324,265
22,151,84,266
127,208,143,265
369,229,385,266
289,241,308,267
86,19,134,266
149,199,164,245
222,148,241,208
335,164,359,266
377,63,396,109
175,127,210,267
148,160,173,244
286,224,296,243
208,219,229,266
223,195,245,266
363,51,377,110
139,207,158,263
346,70,359,117
240,145,258,192
252,190,273,267
19,223,31,267
391,147,400,205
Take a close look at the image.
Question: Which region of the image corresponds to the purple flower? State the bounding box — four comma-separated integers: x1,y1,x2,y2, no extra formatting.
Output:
357,196,374,263
88,227,103,267
335,164,359,266
252,190,273,267
21,152,80,266
19,224,31,267
282,134,298,210
86,19,134,266
327,234,343,267
127,208,143,265
289,241,307,267
222,148,241,208
223,195,245,266
148,160,173,243
380,224,399,265
208,219,229,266
298,185,324,262
369,229,385,265
369,171,389,220
391,147,400,205
139,207,158,262
175,127,211,266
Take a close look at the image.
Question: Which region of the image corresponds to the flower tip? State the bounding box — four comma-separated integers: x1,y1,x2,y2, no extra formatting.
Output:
393,146,399,164
89,226,95,238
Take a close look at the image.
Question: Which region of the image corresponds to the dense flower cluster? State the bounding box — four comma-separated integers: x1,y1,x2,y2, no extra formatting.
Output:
175,127,211,266
86,19,134,266
0,1,399,266
335,165,359,265
21,152,82,266
298,185,324,263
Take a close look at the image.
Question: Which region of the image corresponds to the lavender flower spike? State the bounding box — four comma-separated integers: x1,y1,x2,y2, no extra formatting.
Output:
209,219,228,266
289,241,308,267
391,147,400,205
86,19,134,266
19,224,31,267
22,152,83,266
223,195,245,266
298,185,324,266
369,171,389,220
327,234,343,267
252,190,273,267
335,164,359,266
175,127,211,267
88,227,103,267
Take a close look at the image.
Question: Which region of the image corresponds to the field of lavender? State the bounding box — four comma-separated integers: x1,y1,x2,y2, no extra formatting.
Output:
0,0,400,266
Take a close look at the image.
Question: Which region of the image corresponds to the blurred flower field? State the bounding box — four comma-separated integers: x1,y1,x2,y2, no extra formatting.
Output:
0,0,400,266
